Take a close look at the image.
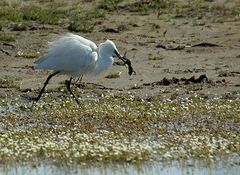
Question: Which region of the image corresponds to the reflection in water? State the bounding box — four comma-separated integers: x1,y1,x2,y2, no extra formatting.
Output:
1,160,240,175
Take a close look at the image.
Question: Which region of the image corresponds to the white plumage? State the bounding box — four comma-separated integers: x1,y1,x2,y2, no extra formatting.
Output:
32,33,124,104
35,33,118,76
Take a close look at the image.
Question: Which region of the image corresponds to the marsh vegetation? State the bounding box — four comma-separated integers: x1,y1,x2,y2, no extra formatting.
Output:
0,0,239,174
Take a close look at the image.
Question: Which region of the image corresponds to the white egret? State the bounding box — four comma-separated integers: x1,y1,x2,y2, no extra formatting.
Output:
32,33,135,104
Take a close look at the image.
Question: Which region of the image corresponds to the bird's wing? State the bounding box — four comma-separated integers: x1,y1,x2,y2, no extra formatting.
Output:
35,34,98,74
66,33,98,51
35,34,97,64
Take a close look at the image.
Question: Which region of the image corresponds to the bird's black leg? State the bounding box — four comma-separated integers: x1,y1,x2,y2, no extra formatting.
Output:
65,77,80,105
75,75,83,84
32,71,60,101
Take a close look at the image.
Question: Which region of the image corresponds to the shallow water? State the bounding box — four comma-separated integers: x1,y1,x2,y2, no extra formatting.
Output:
1,160,240,175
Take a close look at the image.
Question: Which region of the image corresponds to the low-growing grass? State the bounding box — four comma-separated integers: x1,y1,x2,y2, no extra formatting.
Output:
97,0,124,11
0,34,15,41
0,0,240,166
0,7,22,22
129,3,150,15
125,0,239,22
0,78,19,88
0,5,60,26
68,8,105,33
22,5,59,25
0,92,239,163
0,0,239,32
68,16,94,33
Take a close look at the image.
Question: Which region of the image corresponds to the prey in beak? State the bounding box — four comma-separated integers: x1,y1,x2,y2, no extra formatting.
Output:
114,50,136,76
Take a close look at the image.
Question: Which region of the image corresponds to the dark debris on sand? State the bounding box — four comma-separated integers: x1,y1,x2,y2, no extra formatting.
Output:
143,74,227,87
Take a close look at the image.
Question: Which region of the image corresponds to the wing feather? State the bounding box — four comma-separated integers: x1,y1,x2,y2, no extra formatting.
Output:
35,34,98,75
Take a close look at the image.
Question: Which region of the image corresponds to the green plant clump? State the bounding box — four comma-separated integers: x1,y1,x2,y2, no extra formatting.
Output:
98,0,124,11
68,8,105,33
0,93,239,163
22,6,59,25
0,5,60,27
0,34,15,42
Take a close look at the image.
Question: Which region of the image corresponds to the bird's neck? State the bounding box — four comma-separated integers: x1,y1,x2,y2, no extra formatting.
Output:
94,52,113,75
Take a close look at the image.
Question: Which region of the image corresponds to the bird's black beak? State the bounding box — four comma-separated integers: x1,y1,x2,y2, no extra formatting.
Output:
114,49,123,60
114,49,127,63
114,49,136,76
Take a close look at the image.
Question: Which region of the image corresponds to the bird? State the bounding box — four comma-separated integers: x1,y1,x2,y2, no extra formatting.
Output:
32,33,134,104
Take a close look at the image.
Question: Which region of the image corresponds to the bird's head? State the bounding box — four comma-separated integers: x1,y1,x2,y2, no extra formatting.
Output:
100,40,122,59
99,39,136,75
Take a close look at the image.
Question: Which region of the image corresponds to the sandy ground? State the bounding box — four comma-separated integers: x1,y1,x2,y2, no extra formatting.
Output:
0,2,240,100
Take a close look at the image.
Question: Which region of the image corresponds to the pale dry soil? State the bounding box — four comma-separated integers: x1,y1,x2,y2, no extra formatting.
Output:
0,4,239,99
